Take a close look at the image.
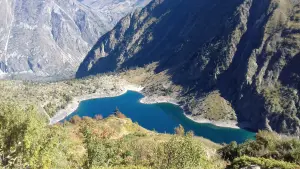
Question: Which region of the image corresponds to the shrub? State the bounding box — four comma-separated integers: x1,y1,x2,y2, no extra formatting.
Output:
219,131,300,164
63,93,73,103
218,141,238,161
81,126,130,168
94,114,104,120
230,156,299,169
186,131,194,137
83,116,94,121
0,103,71,168
154,135,211,169
70,115,82,124
114,112,127,119
174,124,185,136
113,108,127,119
81,124,212,169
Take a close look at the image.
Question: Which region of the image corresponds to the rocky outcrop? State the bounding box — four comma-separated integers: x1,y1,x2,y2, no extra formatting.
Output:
219,0,300,134
240,166,261,169
77,0,300,135
0,0,148,80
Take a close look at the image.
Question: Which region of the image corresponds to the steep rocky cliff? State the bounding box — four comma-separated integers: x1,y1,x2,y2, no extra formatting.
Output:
0,0,148,80
77,0,300,135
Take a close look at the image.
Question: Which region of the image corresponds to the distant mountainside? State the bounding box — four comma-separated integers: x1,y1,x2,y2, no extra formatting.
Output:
0,0,148,80
79,0,152,25
77,0,300,135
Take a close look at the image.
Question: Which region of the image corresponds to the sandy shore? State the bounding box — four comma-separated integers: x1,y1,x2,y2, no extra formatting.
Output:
139,95,179,106
185,115,240,129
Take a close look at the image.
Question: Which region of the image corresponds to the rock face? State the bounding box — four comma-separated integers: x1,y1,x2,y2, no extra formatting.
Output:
77,0,300,135
241,166,261,169
79,0,152,25
0,0,148,80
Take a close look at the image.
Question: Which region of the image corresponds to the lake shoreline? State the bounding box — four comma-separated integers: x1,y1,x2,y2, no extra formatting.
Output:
139,93,240,130
49,84,143,125
50,86,240,130
185,115,240,129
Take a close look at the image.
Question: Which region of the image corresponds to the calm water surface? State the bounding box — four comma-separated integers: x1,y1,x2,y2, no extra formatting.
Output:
65,91,255,144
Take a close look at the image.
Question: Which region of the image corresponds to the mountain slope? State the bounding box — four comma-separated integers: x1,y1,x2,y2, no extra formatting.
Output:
77,0,300,135
79,0,152,25
0,0,148,80
0,0,106,79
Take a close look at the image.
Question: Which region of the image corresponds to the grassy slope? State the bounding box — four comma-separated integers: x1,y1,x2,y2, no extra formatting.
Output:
61,116,226,169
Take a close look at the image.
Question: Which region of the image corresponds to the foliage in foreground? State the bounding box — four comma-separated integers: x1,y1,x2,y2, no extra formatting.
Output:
231,156,300,169
0,103,72,169
219,131,300,168
1,102,299,169
0,103,222,169
81,123,215,169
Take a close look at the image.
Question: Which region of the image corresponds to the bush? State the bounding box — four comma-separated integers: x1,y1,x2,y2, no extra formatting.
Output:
113,108,127,119
218,141,238,161
81,124,213,169
83,116,94,121
0,103,71,168
154,135,211,169
115,112,126,119
219,131,300,164
70,115,82,124
94,114,103,120
63,93,73,103
81,126,130,168
230,156,299,169
174,124,185,136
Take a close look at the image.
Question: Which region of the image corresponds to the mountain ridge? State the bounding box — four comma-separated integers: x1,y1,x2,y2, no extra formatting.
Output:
77,0,300,135
0,0,149,80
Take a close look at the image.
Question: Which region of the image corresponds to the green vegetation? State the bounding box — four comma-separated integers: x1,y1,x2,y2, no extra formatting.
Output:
81,124,216,169
0,103,224,169
0,102,299,169
231,156,299,169
154,135,212,169
189,91,236,121
174,124,185,136
261,82,300,134
219,131,300,169
0,63,180,118
262,82,297,115
0,103,73,168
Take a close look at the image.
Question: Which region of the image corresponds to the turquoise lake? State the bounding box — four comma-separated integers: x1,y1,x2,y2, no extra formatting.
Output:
65,91,255,144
